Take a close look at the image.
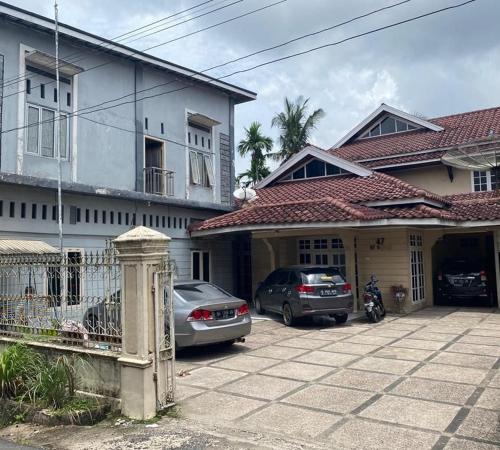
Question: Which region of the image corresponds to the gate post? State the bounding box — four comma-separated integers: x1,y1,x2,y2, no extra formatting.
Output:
113,226,171,420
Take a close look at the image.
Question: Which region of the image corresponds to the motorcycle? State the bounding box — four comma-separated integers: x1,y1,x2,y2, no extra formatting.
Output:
363,275,386,323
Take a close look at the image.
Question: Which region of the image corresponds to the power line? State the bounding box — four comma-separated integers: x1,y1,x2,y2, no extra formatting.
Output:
1,0,477,137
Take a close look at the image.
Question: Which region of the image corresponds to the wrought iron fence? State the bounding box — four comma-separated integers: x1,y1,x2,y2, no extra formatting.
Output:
0,247,121,351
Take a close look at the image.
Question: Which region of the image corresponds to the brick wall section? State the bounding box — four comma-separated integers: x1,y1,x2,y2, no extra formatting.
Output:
220,132,232,205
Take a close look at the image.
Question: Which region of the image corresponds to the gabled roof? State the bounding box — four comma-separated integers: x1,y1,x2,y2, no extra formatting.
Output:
254,145,372,189
332,104,444,149
331,106,500,168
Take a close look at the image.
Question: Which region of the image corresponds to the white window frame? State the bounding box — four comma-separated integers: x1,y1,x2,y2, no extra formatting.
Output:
409,234,424,303
297,237,346,275
359,115,418,139
25,103,69,160
191,250,211,282
189,150,214,188
471,170,496,192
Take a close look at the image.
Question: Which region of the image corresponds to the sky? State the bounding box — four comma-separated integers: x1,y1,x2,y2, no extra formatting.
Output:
7,0,500,176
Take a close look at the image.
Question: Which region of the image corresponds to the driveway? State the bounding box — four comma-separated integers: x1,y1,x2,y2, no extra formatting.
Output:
176,307,500,450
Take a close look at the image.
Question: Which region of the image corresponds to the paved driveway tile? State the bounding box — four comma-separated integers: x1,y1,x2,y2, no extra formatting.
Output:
488,370,500,388
345,335,396,346
241,403,341,438
181,391,265,421
468,328,500,338
261,361,333,381
247,345,308,360
430,351,497,369
328,418,440,450
408,331,460,342
177,366,247,389
282,384,374,414
359,395,461,431
373,346,435,361
321,368,398,392
456,408,500,443
422,325,469,335
445,438,500,450
475,387,500,410
349,356,420,375
322,341,380,355
412,363,489,385
301,331,353,341
175,384,206,401
220,374,304,400
458,335,500,346
390,338,447,351
212,355,279,372
447,343,500,357
276,336,331,350
361,328,412,338
390,378,476,405
293,350,359,367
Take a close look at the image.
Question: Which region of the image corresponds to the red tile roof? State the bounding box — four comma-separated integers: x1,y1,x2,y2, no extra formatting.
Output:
331,106,500,167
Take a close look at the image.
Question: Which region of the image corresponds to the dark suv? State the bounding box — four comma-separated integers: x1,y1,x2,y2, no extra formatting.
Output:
254,266,354,326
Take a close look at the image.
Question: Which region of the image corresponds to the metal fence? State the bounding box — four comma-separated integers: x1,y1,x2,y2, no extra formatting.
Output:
0,247,121,351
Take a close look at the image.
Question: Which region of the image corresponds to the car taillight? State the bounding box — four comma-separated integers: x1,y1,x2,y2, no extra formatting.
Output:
363,293,373,303
343,283,352,294
187,309,213,321
437,272,443,281
296,284,314,294
480,270,487,281
237,303,249,316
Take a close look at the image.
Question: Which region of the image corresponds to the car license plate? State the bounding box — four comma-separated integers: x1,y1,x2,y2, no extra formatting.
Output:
214,309,235,320
319,289,337,296
452,279,464,286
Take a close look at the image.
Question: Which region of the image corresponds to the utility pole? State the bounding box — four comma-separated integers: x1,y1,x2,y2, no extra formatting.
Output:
54,0,63,253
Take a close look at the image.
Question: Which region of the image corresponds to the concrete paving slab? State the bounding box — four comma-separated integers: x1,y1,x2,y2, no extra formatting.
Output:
301,331,353,341
447,343,500,357
344,335,396,346
282,384,374,414
458,335,500,346
176,366,247,389
474,387,500,410
275,336,331,350
409,331,460,342
321,368,399,392
181,391,265,422
359,395,460,432
390,338,447,351
488,370,500,388
293,350,359,367
175,384,206,401
241,403,341,439
247,345,309,360
468,328,500,338
373,346,435,361
383,323,424,331
422,325,469,335
349,356,420,375
456,408,500,443
320,325,366,335
445,438,500,450
261,361,333,381
321,341,381,355
412,363,489,385
328,418,440,450
430,352,497,369
220,373,304,400
390,378,476,405
211,355,279,372
361,328,411,338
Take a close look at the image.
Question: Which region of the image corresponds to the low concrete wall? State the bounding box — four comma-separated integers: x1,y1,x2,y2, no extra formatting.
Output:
0,337,121,401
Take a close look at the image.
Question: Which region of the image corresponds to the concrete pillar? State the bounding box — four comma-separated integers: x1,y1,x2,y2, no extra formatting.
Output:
114,226,171,420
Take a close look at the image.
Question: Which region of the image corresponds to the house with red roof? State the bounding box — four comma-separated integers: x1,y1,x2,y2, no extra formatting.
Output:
191,104,500,314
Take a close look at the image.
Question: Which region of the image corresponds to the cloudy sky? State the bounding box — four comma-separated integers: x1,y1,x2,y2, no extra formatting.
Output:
8,0,500,175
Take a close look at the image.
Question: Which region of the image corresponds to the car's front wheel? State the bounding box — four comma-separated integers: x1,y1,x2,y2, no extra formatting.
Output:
254,296,265,314
334,313,349,324
282,303,295,327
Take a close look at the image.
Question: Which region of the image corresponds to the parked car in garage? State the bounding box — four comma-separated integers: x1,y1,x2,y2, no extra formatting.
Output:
83,281,251,348
254,265,353,326
436,258,494,306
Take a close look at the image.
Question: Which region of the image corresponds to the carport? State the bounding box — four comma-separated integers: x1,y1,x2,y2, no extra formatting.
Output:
432,231,498,307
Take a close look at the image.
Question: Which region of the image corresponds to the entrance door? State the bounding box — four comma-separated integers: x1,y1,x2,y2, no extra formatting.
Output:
144,138,164,194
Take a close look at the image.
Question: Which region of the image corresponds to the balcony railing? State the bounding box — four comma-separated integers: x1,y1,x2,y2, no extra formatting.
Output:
144,167,174,197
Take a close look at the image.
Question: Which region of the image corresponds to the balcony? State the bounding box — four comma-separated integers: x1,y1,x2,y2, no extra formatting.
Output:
143,167,174,197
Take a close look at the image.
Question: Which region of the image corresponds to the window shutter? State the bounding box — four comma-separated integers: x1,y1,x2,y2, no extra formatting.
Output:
204,155,215,187
59,114,68,159
27,106,39,154
41,109,55,157
189,151,200,184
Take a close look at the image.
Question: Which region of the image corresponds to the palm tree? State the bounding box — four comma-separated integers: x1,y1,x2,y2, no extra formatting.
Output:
236,122,273,186
271,96,325,162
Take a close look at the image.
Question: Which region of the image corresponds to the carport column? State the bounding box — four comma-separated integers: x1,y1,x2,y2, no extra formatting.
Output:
114,226,171,420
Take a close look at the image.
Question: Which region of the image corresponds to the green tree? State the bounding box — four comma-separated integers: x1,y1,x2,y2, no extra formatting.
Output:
271,96,325,162
236,122,273,186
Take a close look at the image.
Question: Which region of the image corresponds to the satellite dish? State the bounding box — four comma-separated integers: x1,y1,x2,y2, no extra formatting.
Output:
233,187,257,202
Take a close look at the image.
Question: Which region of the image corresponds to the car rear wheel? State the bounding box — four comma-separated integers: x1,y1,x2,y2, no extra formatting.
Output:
282,303,295,327
254,296,265,314
334,313,348,324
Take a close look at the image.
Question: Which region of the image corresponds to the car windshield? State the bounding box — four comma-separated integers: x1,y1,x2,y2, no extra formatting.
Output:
175,283,231,302
301,268,344,284
443,259,483,273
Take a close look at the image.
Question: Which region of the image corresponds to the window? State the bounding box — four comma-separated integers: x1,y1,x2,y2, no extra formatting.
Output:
53,88,57,103
297,237,346,275
42,205,47,220
110,211,114,225
161,123,164,134
102,211,106,224
189,151,214,187
289,159,347,181
473,170,497,192
145,117,148,130
192,251,210,282
9,201,14,218
26,79,31,94
21,203,26,218
125,213,129,225
94,210,98,223
118,212,122,225
85,209,90,223
40,84,45,98
26,104,68,159
361,115,417,139
66,92,71,107
409,234,424,302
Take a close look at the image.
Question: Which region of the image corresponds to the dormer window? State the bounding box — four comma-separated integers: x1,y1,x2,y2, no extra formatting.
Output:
361,115,418,139
280,158,348,181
